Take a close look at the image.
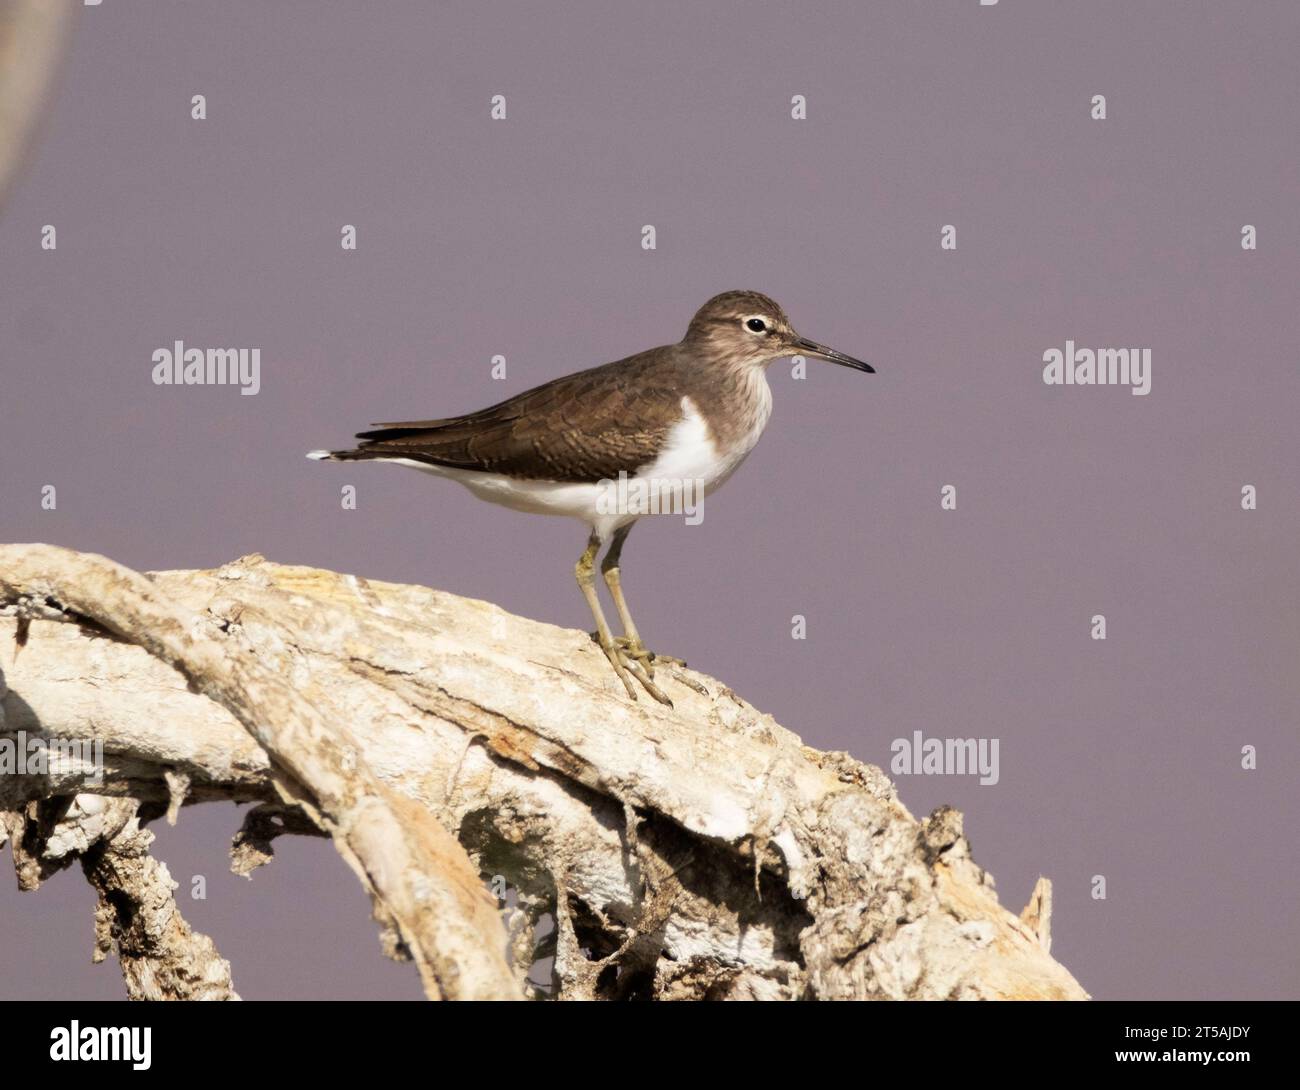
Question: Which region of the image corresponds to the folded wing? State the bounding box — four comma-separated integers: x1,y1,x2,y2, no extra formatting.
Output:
348,353,682,483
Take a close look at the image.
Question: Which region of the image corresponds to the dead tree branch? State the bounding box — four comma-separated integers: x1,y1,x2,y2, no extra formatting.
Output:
1,543,1087,1000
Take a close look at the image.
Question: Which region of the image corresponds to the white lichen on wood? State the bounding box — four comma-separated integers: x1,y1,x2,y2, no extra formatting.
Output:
1,544,1088,1000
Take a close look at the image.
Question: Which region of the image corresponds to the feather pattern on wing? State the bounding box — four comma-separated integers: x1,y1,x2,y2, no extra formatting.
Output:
342,347,690,483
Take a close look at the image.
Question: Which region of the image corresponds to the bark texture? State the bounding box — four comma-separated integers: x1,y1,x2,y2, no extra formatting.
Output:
1,544,1088,1000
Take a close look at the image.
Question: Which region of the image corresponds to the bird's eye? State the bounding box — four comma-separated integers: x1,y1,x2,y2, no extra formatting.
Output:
745,318,767,333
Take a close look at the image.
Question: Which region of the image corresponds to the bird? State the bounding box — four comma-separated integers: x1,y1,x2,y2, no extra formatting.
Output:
308,290,873,706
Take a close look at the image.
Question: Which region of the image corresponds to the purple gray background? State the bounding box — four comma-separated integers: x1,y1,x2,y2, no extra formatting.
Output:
2,0,1297,1000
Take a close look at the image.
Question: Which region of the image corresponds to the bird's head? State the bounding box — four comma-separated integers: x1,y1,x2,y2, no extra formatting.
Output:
683,290,874,373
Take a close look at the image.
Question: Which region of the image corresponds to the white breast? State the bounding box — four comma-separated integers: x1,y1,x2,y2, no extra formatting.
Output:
642,386,773,496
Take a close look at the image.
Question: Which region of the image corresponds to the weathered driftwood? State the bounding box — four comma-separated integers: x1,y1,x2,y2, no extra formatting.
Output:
0,544,1088,1000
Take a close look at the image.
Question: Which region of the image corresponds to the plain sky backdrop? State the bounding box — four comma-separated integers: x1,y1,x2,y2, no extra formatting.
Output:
1,1,1297,1000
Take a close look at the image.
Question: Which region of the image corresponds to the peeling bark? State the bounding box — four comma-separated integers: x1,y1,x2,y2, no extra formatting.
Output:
1,544,1088,1000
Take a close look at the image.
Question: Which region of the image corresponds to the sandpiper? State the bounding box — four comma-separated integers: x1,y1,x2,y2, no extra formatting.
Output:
309,291,873,705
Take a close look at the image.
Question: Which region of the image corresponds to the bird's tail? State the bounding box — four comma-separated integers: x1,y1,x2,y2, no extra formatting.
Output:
305,448,377,463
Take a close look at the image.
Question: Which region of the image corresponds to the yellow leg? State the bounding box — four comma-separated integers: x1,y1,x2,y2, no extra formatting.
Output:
600,526,683,696
601,526,646,659
577,530,673,706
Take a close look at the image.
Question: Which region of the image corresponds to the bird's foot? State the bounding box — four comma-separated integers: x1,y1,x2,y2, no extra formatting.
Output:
590,632,674,707
611,636,686,679
611,636,706,696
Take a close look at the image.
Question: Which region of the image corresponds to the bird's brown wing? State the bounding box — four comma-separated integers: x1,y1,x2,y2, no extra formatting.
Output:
348,352,684,483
